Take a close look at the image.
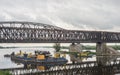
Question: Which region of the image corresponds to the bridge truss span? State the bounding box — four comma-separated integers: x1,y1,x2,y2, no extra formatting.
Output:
0,21,63,30
0,21,120,43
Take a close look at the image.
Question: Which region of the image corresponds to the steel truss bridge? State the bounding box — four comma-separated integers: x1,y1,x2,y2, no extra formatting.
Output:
0,21,120,43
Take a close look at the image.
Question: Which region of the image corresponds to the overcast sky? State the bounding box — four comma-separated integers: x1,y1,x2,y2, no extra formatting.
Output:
0,0,120,46
0,0,120,31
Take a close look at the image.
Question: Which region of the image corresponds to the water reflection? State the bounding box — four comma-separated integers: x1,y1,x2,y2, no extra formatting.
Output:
11,58,51,71
0,48,55,69
10,55,119,75
97,55,118,65
96,55,120,75
1,48,120,75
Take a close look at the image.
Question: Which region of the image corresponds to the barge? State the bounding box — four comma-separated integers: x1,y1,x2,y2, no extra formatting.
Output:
11,51,68,66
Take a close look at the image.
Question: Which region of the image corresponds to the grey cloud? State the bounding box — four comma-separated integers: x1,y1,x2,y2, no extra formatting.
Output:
0,0,120,31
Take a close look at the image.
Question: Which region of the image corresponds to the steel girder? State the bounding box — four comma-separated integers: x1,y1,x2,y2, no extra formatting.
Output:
0,21,120,43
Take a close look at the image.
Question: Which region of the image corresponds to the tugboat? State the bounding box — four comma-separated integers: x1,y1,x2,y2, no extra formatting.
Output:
11,50,68,66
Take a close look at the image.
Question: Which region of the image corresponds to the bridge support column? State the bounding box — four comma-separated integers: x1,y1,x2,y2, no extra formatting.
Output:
96,42,108,65
96,42,114,75
96,42,107,55
69,43,83,63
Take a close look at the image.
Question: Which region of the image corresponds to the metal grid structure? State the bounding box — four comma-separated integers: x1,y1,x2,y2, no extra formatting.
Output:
0,21,120,43
2,60,120,75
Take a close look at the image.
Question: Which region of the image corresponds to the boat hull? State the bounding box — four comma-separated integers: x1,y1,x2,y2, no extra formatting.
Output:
11,55,68,66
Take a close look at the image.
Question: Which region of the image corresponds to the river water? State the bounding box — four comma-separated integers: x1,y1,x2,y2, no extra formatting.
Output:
0,47,56,69
0,48,119,75
0,47,96,69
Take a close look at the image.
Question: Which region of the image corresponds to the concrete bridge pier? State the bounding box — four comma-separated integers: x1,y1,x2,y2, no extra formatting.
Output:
96,42,108,65
96,42,118,65
69,43,83,63
96,42,114,75
96,42,107,55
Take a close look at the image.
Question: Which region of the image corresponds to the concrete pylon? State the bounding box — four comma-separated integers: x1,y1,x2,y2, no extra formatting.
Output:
96,42,119,65
96,42,115,75
96,42,107,56
96,42,108,65
69,43,83,63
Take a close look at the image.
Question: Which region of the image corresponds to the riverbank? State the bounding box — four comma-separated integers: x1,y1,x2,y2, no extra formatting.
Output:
0,70,12,75
1,45,120,50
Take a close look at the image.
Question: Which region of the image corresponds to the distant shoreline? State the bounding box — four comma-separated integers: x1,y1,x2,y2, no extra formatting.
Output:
0,45,120,50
